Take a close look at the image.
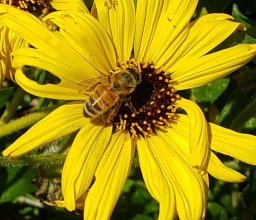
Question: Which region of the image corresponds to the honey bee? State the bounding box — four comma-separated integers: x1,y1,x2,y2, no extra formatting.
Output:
83,68,141,122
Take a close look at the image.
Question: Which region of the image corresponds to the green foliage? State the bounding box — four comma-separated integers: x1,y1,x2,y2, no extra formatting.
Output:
1,0,256,220
112,167,159,220
0,167,35,203
191,78,230,104
0,87,13,109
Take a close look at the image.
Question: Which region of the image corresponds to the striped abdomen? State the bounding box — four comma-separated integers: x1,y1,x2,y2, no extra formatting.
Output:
83,84,119,118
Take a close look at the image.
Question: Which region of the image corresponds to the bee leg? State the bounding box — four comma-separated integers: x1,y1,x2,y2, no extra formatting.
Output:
125,97,139,114
102,103,122,123
101,109,111,123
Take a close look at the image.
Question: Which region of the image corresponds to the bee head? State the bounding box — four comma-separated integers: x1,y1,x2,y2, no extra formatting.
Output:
112,68,141,94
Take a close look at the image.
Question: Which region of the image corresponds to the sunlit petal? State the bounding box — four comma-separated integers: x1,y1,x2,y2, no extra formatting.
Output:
208,152,246,182
176,114,256,168
84,132,134,220
156,119,206,186
95,0,135,62
145,135,207,219
1,8,116,82
1,0,256,219
172,44,256,90
62,120,112,211
135,0,198,66
209,122,256,165
43,11,117,74
134,0,165,60
0,19,27,82
0,59,5,85
175,98,209,171
164,13,243,69
51,0,89,12
15,69,87,100
2,102,88,157
137,136,176,220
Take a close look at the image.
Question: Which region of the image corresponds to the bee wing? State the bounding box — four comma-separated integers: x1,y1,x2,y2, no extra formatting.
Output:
78,75,110,92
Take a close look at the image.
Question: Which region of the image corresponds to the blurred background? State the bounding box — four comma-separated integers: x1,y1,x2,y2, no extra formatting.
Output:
1,0,256,219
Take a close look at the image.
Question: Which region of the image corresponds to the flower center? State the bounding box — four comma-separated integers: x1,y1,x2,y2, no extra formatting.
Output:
113,61,180,137
1,0,53,17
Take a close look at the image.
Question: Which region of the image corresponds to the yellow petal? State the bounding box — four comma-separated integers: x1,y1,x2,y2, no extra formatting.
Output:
137,136,160,200
0,20,27,82
0,4,9,13
2,102,88,157
94,0,135,62
43,11,117,74
12,47,94,84
208,152,246,182
156,125,190,162
165,13,243,69
51,0,89,12
145,135,207,219
134,0,165,60
158,116,209,187
0,59,5,85
137,136,176,220
172,44,256,90
174,114,256,170
54,200,65,208
15,69,87,100
62,120,112,211
84,132,134,220
135,0,198,65
1,8,116,82
175,98,209,172
157,122,211,188
209,122,256,165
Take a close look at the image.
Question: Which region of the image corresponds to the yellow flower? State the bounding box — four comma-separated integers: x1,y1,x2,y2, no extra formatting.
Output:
0,20,26,84
0,0,52,85
2,0,256,219
0,0,69,85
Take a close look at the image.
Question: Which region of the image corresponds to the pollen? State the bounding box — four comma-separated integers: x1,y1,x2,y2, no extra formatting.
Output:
113,61,180,138
1,0,52,17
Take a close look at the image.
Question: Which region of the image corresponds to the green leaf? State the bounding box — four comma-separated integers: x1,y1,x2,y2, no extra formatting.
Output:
234,31,256,45
231,96,256,132
131,182,151,205
144,201,159,215
216,88,248,125
131,214,154,220
207,202,228,218
191,78,230,103
0,167,36,203
123,179,134,193
232,4,253,26
216,86,256,131
0,87,13,109
197,0,231,13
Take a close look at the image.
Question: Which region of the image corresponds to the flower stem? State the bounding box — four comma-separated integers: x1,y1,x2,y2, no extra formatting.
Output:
0,87,26,125
0,154,66,167
0,106,57,139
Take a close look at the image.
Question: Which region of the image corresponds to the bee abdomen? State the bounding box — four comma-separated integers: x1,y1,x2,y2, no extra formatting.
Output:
83,97,102,118
83,84,119,119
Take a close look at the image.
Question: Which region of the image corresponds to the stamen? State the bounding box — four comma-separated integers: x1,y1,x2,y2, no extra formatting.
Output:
1,0,52,17
113,60,179,137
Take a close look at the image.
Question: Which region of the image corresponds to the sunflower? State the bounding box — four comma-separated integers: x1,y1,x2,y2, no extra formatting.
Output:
2,0,256,219
0,0,58,85
0,0,52,85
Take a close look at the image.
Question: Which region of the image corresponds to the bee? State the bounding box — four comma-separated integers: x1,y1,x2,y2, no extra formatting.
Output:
83,68,141,122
